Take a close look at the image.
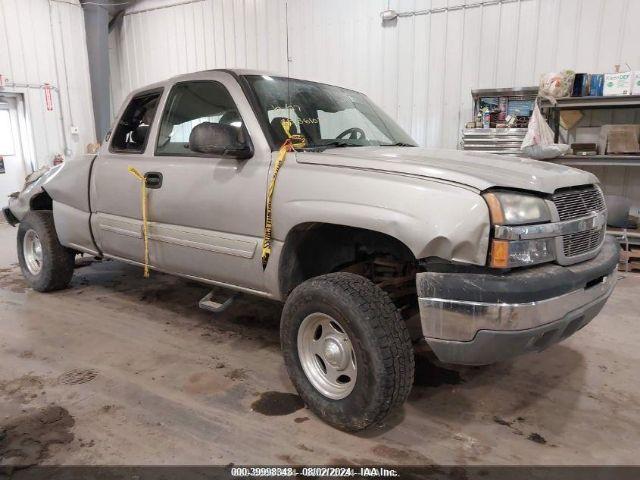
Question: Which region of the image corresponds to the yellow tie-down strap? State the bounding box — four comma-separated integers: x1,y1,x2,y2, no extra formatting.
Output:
127,166,150,278
261,120,306,269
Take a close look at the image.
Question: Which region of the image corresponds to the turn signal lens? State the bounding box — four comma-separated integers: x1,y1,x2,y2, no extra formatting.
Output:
490,239,510,268
490,238,556,268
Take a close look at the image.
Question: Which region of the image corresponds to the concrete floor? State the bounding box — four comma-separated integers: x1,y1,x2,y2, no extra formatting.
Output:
0,222,639,466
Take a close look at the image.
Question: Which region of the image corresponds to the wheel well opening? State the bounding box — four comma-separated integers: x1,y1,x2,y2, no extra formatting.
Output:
30,191,53,211
279,223,419,318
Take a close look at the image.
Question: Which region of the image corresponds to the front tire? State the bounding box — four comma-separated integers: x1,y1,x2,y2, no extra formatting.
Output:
281,272,414,431
17,211,75,292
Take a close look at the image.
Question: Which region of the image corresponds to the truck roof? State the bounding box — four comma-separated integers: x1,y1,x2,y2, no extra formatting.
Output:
127,69,288,97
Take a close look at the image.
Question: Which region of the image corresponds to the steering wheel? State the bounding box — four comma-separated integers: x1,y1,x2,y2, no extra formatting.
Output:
336,127,366,141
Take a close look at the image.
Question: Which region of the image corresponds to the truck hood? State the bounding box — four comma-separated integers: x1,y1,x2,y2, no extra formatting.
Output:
296,147,597,193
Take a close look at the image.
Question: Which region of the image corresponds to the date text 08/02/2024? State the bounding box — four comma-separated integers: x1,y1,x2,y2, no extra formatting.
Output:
230,467,400,477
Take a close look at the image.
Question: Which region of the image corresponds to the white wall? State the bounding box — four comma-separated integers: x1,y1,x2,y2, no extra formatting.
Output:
109,0,640,201
109,0,290,116
110,0,640,144
0,0,96,169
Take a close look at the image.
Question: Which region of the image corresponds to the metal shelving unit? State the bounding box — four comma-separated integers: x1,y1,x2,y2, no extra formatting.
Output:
461,87,538,154
540,95,640,110
541,95,640,246
540,95,640,147
461,128,527,155
608,228,640,249
547,155,640,167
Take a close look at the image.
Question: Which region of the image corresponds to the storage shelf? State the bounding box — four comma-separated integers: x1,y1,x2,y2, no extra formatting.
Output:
549,155,640,167
462,128,528,135
471,87,538,96
608,228,640,247
461,128,527,155
540,95,640,110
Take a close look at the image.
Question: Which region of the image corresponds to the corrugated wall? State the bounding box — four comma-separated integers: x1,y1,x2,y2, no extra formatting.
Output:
0,0,95,168
108,0,290,117
109,0,640,200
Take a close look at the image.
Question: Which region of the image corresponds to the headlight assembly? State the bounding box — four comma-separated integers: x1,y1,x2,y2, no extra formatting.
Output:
483,191,555,268
483,191,551,225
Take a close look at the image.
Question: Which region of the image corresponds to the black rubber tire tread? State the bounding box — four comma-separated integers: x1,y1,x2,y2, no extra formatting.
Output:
281,272,414,431
17,211,75,292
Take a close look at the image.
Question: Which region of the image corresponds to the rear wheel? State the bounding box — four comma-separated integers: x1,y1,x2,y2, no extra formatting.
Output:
281,272,414,431
17,211,75,292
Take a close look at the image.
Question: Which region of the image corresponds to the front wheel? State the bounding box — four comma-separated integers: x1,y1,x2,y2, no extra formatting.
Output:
17,211,75,292
281,272,414,431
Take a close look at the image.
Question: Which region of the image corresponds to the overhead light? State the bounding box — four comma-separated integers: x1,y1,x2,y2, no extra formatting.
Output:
380,9,398,22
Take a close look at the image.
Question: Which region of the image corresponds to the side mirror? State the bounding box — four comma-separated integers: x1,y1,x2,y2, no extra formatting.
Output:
189,122,253,159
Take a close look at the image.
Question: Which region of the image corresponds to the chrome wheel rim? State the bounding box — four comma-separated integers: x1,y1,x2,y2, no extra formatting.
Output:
23,229,44,275
297,313,357,400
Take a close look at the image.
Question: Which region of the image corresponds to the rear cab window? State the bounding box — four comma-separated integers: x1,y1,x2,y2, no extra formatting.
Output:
110,89,163,154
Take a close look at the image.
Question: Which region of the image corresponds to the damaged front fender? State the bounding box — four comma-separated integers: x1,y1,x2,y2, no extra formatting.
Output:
5,165,63,223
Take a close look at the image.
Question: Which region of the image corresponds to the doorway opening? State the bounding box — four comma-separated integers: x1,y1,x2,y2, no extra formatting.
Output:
0,94,33,201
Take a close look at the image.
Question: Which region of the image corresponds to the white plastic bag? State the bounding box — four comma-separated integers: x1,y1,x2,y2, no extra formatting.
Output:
539,71,575,99
521,103,570,160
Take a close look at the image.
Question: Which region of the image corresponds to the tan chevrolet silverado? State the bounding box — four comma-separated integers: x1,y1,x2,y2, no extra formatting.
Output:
3,69,619,431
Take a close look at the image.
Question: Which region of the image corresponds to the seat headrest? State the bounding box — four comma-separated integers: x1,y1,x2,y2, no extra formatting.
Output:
131,125,149,145
220,110,242,126
189,122,241,154
270,117,297,144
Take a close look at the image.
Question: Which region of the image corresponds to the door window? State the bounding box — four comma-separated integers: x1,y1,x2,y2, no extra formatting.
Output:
156,81,244,156
110,89,162,153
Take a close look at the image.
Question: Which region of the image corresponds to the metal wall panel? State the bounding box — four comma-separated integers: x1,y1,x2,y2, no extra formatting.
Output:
0,0,96,169
110,0,640,201
110,0,288,111
111,0,640,146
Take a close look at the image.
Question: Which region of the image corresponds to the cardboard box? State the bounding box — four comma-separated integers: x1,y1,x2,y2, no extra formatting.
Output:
603,72,633,96
599,124,640,154
633,72,640,95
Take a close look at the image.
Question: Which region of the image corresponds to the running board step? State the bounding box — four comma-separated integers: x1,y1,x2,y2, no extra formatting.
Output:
198,291,240,313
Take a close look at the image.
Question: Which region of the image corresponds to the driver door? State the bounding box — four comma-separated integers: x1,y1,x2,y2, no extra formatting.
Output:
91,73,272,292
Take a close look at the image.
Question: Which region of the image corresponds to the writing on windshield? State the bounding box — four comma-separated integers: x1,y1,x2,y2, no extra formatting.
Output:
244,75,417,150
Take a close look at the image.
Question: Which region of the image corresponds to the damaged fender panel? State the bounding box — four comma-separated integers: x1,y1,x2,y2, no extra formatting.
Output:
7,155,96,222
6,167,59,221
7,155,99,254
39,155,96,212
272,159,491,266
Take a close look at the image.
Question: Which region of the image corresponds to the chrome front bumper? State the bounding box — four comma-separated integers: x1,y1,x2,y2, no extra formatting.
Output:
419,269,616,342
416,236,620,365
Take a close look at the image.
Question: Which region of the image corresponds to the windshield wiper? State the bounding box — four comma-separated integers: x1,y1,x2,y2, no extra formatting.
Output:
306,141,363,151
380,142,416,147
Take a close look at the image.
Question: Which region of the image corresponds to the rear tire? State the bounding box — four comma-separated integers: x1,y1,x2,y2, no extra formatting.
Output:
281,272,414,431
17,211,75,292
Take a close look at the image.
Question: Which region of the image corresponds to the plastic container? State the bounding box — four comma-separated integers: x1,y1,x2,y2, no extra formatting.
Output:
589,74,604,96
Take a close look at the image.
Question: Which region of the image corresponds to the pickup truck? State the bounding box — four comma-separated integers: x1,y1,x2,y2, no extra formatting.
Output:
3,69,619,431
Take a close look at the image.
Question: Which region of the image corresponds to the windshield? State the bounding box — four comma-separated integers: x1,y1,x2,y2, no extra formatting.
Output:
244,75,417,149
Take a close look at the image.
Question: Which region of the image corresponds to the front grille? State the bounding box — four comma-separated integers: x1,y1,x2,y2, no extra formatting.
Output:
552,185,605,221
553,185,606,258
562,227,605,257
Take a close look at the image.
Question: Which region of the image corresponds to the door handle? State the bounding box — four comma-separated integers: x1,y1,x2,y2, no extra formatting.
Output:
145,172,163,189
